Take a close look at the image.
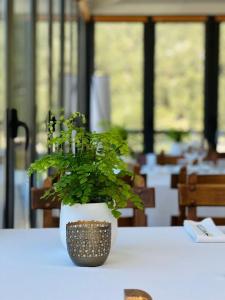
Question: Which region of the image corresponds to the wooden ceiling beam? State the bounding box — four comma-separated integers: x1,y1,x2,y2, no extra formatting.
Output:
152,15,208,22
92,15,210,23
34,13,225,23
215,15,225,22
92,15,148,23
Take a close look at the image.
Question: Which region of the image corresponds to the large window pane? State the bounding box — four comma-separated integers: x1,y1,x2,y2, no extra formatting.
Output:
155,23,204,152
64,0,77,115
36,0,77,155
218,23,225,152
11,0,34,227
36,2,49,155
95,23,143,152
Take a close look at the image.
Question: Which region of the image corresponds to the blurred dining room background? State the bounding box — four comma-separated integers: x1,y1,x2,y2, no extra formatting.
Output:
2,0,225,229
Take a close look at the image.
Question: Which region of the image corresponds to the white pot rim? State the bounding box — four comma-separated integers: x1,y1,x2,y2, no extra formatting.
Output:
61,202,108,207
59,201,117,248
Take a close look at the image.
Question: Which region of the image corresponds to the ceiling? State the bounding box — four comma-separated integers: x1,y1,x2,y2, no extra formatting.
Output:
89,0,225,16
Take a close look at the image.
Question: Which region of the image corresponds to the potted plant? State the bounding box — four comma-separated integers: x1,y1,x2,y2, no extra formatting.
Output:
28,112,143,247
166,129,189,156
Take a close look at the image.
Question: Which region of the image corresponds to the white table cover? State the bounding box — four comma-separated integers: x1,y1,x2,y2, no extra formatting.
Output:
1,227,225,300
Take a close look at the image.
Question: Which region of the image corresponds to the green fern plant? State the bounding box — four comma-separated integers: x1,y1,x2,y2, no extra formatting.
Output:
166,129,189,143
28,112,143,218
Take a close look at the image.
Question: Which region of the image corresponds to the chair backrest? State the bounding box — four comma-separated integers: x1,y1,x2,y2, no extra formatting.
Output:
157,151,183,165
172,169,225,224
178,182,225,222
171,166,187,188
171,166,225,189
31,187,60,227
118,187,155,227
31,180,155,228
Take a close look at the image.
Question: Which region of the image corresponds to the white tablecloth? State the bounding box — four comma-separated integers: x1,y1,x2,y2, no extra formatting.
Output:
0,227,225,300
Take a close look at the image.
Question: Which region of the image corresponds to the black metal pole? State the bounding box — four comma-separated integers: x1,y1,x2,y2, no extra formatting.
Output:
5,109,15,228
48,0,53,108
59,0,65,108
30,0,37,164
4,0,14,228
77,18,94,129
144,17,155,153
204,17,219,150
29,0,37,228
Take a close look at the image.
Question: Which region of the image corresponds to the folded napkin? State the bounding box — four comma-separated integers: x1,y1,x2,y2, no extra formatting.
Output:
184,218,225,243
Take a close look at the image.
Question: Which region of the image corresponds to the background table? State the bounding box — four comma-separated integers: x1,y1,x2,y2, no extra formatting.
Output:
0,227,225,300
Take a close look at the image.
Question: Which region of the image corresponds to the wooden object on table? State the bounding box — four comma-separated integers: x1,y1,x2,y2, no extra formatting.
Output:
157,151,183,165
124,289,152,300
177,180,225,224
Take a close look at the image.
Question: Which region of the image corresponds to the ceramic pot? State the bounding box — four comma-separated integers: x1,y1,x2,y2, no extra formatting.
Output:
170,142,183,156
59,202,117,248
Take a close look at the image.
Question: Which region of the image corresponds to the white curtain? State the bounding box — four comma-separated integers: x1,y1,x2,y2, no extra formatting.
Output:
64,74,77,116
90,74,111,132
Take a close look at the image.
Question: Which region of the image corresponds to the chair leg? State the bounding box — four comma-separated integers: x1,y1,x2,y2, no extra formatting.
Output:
187,206,197,221
43,210,55,227
133,209,147,226
177,205,186,225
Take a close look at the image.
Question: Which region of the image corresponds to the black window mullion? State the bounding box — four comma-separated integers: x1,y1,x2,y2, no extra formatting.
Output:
204,16,220,150
144,17,155,153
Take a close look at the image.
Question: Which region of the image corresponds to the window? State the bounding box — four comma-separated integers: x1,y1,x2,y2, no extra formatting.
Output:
95,23,143,152
218,22,225,152
154,23,204,152
36,0,77,156
36,3,49,155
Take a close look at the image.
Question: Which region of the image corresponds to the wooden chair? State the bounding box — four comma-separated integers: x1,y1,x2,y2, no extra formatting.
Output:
178,181,225,223
31,187,60,227
171,168,225,225
171,166,187,189
171,166,225,189
117,187,155,227
31,178,155,228
157,151,183,165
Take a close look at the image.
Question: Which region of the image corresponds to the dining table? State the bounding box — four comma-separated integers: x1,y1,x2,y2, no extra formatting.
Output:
1,227,225,300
